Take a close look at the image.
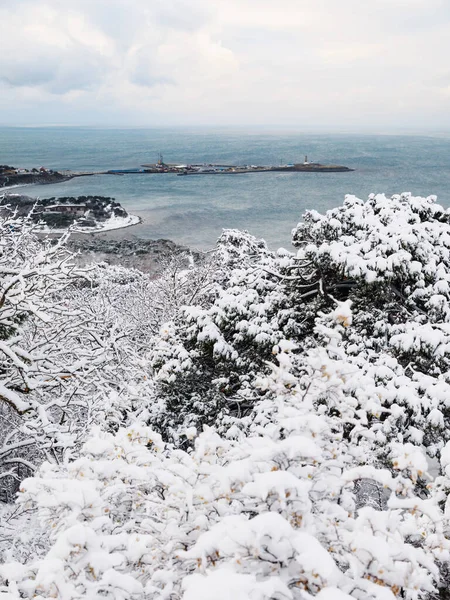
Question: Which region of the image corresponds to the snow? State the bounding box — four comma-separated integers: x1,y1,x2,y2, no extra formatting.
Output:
316,588,355,600
0,382,31,413
440,441,450,475
37,213,141,234
2,192,450,599
242,470,311,502
182,569,292,600
332,299,353,328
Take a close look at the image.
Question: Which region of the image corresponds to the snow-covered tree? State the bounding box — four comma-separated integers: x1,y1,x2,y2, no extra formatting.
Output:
0,214,145,501
147,194,450,461
2,314,448,599
0,211,222,502
3,193,450,599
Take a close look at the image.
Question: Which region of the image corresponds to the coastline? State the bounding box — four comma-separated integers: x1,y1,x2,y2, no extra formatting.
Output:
2,189,142,236
65,234,200,275
37,214,142,235
1,161,353,192
0,172,74,189
36,212,190,275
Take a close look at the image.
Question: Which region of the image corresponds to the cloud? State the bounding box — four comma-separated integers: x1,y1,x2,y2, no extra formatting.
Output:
0,4,115,94
148,0,214,31
126,30,237,89
1,0,450,128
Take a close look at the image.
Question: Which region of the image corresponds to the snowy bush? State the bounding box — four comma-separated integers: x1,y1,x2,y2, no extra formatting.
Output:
147,194,450,456
3,193,450,598
1,322,447,599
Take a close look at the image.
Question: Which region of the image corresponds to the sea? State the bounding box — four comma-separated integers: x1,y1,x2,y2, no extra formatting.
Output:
2,126,450,250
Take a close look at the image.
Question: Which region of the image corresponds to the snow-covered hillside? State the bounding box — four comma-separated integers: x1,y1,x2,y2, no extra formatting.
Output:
1,193,450,600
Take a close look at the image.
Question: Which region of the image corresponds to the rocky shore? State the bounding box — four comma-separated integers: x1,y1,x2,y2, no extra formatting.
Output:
0,168,70,189
67,237,202,275
0,192,182,273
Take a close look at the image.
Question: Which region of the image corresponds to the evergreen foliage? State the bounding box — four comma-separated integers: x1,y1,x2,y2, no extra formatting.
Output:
1,193,450,599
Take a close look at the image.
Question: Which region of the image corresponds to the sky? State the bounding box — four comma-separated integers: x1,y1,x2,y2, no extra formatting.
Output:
1,0,450,130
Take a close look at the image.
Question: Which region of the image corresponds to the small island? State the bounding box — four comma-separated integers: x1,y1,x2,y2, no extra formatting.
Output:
0,193,140,233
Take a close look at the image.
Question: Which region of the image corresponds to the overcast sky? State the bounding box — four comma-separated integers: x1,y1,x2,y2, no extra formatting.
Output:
1,0,450,130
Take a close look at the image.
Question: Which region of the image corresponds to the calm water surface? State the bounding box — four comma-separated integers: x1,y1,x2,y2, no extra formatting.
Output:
1,127,450,249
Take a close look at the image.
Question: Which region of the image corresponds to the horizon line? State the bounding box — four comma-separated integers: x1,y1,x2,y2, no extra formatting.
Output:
1,123,450,137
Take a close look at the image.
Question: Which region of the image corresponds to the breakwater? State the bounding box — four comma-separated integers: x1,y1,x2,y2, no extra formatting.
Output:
1,160,354,191
139,161,354,175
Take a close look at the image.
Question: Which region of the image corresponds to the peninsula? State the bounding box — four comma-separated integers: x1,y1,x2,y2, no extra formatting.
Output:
0,165,70,188
0,193,140,233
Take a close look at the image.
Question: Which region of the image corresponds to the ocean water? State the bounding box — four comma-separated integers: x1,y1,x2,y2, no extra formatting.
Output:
2,126,450,250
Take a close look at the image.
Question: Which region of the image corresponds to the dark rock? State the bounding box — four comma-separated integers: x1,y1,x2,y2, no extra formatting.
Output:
66,237,204,275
